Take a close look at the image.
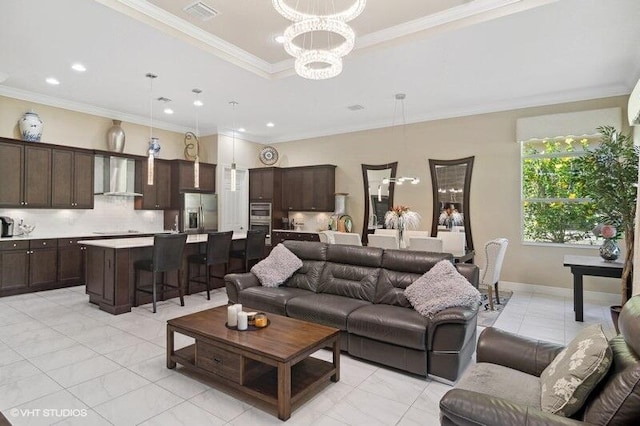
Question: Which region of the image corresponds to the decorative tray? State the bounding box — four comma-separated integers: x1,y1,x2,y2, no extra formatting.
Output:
225,319,270,331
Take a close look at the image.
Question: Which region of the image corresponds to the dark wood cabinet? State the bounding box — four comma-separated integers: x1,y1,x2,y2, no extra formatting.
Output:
282,165,335,212
0,141,51,208
271,231,321,246
135,159,172,210
172,160,215,193
52,149,94,209
0,241,29,291
29,240,58,288
58,239,85,286
249,168,276,200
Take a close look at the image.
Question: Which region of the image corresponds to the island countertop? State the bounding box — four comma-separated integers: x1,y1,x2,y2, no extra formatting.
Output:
79,231,247,249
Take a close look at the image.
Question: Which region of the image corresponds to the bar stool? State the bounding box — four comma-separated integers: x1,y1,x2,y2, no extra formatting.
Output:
134,233,188,313
186,231,233,300
229,230,266,272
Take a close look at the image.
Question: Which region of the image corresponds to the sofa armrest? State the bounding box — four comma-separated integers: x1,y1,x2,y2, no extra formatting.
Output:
224,273,260,304
477,327,565,377
439,389,586,426
428,306,478,351
456,264,479,288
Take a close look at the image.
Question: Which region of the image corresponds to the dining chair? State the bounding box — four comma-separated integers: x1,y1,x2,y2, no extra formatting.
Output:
408,237,443,253
229,230,266,272
481,238,509,310
333,232,362,246
367,233,399,249
437,231,466,256
319,230,336,244
134,233,188,313
186,231,233,300
374,229,397,236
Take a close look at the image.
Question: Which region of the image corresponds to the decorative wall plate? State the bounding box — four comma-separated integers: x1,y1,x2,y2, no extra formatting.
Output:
259,146,279,165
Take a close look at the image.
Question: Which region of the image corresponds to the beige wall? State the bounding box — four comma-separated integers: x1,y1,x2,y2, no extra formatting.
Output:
275,95,630,295
0,95,217,163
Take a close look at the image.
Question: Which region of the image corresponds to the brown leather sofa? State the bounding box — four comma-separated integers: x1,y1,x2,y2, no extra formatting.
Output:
225,240,480,382
439,295,640,425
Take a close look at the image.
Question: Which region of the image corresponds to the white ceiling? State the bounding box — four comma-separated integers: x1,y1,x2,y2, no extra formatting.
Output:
0,0,639,144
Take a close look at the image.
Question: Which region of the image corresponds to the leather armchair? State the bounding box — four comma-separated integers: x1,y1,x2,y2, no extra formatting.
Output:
440,295,640,425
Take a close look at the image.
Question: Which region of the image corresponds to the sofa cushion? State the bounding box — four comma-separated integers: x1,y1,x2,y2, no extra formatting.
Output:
404,260,481,318
457,362,542,409
251,243,302,288
326,244,383,267
280,240,328,291
347,304,429,350
238,287,313,316
286,293,370,330
540,324,612,417
375,250,453,307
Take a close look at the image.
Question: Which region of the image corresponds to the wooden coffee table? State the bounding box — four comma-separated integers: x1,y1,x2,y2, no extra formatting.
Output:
166,306,340,420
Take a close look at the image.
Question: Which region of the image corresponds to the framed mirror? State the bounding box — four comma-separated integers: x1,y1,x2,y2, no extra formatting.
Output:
429,156,474,251
361,163,398,245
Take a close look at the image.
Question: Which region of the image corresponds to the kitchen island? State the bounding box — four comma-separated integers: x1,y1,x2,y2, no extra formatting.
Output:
80,232,246,315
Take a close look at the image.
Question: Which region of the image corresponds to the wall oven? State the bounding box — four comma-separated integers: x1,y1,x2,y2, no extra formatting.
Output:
249,202,272,237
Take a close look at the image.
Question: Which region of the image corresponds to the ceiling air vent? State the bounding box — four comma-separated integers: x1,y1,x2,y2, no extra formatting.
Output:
183,1,219,21
347,104,365,111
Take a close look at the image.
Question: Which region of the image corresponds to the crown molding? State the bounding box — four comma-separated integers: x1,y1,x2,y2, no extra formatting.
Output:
0,85,191,134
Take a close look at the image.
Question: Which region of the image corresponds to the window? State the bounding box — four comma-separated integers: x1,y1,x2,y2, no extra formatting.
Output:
521,136,600,245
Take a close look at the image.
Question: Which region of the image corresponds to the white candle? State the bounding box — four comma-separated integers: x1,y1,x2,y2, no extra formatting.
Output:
227,305,238,327
235,303,242,313
237,312,248,330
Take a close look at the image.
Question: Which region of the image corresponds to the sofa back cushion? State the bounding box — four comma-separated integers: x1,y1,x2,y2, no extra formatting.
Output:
282,241,327,292
318,244,383,302
375,250,454,306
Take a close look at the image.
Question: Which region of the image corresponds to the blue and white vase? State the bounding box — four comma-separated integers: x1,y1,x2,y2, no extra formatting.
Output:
19,111,43,142
149,137,161,158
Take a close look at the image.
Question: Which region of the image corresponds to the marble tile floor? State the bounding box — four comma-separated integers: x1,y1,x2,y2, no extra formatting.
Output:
0,285,616,425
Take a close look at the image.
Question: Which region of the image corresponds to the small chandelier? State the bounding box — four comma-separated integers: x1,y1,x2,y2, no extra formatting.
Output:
383,93,420,185
273,0,366,80
145,73,157,186
229,101,238,192
184,88,202,188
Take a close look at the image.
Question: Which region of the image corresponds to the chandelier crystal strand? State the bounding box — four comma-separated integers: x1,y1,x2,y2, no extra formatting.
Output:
283,18,355,58
272,0,366,22
145,73,157,186
230,101,238,192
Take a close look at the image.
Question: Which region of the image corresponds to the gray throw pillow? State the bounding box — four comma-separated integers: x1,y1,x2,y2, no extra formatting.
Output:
403,260,480,318
251,243,303,288
540,324,612,417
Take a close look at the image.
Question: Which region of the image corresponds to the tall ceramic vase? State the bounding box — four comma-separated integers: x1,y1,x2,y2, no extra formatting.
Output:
19,111,43,141
106,120,125,152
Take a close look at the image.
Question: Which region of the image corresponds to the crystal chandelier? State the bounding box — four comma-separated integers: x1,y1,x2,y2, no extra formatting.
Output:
383,94,420,185
272,0,366,80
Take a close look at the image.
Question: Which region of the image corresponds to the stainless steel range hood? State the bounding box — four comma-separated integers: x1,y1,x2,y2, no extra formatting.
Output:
94,155,142,196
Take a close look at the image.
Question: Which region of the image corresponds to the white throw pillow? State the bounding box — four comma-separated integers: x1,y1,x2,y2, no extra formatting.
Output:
250,243,303,288
540,324,612,417
404,260,480,318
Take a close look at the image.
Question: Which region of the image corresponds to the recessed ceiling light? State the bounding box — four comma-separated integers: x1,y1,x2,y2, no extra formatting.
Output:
274,35,286,44
46,77,60,85
238,128,246,132
266,122,275,128
71,63,86,72
164,108,174,114
193,99,203,107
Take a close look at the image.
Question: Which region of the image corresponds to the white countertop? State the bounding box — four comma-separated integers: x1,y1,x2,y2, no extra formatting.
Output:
272,229,321,234
0,231,168,242
79,232,247,249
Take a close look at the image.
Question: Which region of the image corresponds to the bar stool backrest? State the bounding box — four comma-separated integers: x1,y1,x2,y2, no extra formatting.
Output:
152,233,188,272
206,231,233,265
245,230,266,261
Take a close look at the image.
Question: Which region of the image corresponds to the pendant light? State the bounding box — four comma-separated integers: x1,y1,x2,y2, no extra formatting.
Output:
145,73,157,186
382,93,420,186
229,101,238,192
192,88,202,188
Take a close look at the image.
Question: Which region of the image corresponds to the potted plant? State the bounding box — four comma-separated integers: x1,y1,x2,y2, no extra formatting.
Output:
579,125,638,329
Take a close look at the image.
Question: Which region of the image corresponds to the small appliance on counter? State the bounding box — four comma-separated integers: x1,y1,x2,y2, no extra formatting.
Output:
0,217,14,237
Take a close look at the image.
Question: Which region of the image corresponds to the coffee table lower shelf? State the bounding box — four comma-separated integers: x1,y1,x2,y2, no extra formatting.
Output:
171,344,337,418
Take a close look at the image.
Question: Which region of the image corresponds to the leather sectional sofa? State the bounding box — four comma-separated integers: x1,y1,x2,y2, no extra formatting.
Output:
225,240,480,382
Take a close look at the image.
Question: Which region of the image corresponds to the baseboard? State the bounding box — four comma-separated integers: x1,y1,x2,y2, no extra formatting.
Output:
498,281,621,306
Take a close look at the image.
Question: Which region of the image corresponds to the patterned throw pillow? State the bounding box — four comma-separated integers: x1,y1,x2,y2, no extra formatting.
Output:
540,324,612,417
250,243,303,288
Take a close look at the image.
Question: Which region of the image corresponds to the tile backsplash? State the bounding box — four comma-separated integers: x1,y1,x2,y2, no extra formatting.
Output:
288,212,331,232
0,195,164,238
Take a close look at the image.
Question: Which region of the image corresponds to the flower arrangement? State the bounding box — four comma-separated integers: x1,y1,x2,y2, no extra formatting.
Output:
384,205,421,230
592,223,617,240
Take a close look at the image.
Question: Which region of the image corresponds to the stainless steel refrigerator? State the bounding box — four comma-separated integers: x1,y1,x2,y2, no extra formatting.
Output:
181,192,218,233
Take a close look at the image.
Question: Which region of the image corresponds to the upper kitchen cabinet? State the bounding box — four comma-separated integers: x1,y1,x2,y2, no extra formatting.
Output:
0,139,51,208
172,160,216,192
135,158,172,210
52,148,94,209
249,167,281,201
282,165,336,212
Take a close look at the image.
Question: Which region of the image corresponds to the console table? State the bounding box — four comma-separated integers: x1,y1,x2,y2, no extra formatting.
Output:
563,255,622,322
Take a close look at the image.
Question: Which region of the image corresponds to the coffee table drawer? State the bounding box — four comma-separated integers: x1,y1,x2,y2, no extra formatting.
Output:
196,341,241,383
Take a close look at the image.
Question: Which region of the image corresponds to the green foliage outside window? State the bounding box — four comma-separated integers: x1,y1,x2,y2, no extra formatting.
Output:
522,137,599,244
